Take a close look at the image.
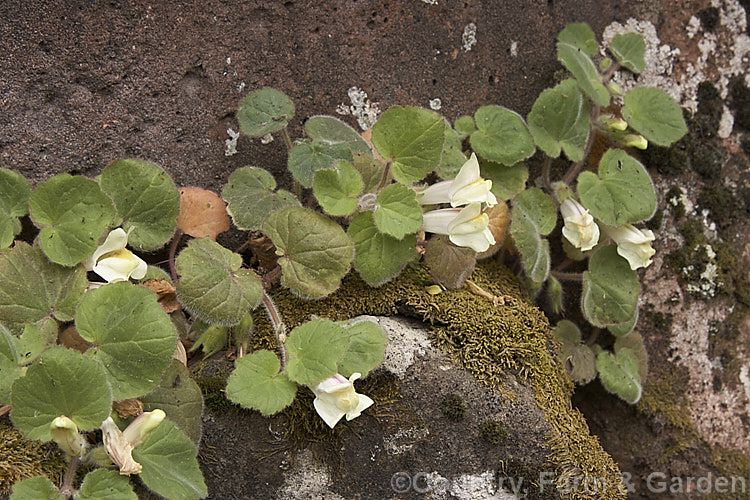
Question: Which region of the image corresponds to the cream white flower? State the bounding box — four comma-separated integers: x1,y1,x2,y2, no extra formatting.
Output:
607,224,656,270
311,373,374,429
50,416,88,457
418,153,497,207
101,409,166,475
560,199,599,252
84,228,147,283
421,203,496,253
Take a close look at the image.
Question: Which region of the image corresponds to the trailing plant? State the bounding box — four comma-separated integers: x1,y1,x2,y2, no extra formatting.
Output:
0,22,685,498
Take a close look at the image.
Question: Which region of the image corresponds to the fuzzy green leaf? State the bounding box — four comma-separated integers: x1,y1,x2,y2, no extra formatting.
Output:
371,106,445,184
337,319,388,378
510,189,555,283
288,140,353,188
557,23,598,56
0,345,23,405
554,320,596,384
141,360,204,446
237,87,295,137
75,282,177,400
305,115,373,156
10,476,62,500
0,167,31,248
453,115,476,139
528,79,590,161
582,245,641,327
552,319,582,344
133,419,208,500
479,161,528,202
348,212,415,287
424,235,477,289
78,469,137,500
513,188,556,235
352,154,386,193
557,42,610,107
286,319,350,385
621,87,688,146
0,243,87,326
226,349,297,416
176,238,263,326
98,159,180,250
596,348,642,404
470,105,535,166
10,347,112,441
373,183,422,239
313,160,364,216
263,207,353,299
221,166,299,231
609,33,645,73
577,148,656,225
30,174,114,266
608,307,638,337
614,331,648,382
435,121,468,180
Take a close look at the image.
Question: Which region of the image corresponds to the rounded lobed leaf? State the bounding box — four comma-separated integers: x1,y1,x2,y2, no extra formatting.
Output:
304,115,373,157
470,105,535,166
352,154,386,193
10,476,62,500
608,33,645,74
222,166,299,231
313,160,364,216
528,79,590,162
285,319,350,385
424,235,477,289
596,348,642,404
552,320,582,344
98,159,180,250
30,174,114,266
614,331,648,382
337,319,388,378
608,307,638,337
510,213,551,284
435,121,468,180
479,160,528,202
175,238,263,326
348,212,415,287
287,140,353,188
621,87,688,146
371,106,445,184
512,188,556,236
0,167,31,248
373,183,422,240
263,207,353,299
10,346,112,441
582,245,641,327
561,343,597,384
77,469,137,500
557,23,598,56
453,115,477,139
577,148,656,226
176,187,230,240
557,42,610,107
226,349,297,416
237,87,295,137
75,282,178,400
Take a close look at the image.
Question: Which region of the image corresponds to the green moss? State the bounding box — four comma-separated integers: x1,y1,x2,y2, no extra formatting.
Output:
698,184,743,229
645,208,663,231
691,141,724,177
741,136,750,156
191,362,241,415
731,80,750,131
637,367,694,433
440,394,467,421
678,219,705,248
0,419,66,496
646,311,673,333
666,186,686,219
479,419,507,445
709,447,750,500
499,458,558,500
640,143,688,176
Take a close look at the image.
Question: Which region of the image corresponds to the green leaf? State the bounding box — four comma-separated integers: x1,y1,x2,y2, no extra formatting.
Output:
263,207,353,299
16,320,57,365
436,121,468,180
479,161,528,202
305,115,373,156
510,189,556,283
10,476,62,500
288,140,353,188
596,349,642,404
470,106,535,166
133,419,208,500
528,79,591,161
98,159,180,250
552,319,582,344
513,188,556,235
609,33,645,73
557,42,610,107
77,469,137,500
337,319,388,378
221,166,299,231
577,148,656,225
608,307,638,337
621,87,688,146
424,235,477,289
373,184,422,239
614,331,648,382
10,346,112,441
30,174,114,266
0,167,31,248
557,23,598,56
553,320,596,384
0,349,23,405
141,360,204,446
0,242,87,326
313,160,364,216
190,324,228,359
582,245,641,327
176,238,263,326
226,349,297,416
348,212,415,287
371,106,445,184
75,282,177,400
286,318,350,385
453,115,476,139
352,154,386,193
237,87,295,137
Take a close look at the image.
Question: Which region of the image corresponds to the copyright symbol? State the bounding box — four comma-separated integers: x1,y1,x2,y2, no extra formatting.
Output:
391,472,412,493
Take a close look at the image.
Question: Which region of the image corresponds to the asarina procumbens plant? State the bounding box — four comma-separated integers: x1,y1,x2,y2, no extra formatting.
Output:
0,23,685,499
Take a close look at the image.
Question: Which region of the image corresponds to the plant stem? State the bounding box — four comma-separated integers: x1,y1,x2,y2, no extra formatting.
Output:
281,126,293,152
585,328,601,346
261,291,288,370
59,456,78,498
562,104,601,185
168,230,183,284
602,62,620,83
542,156,553,192
262,265,282,288
550,270,583,281
554,258,575,272
376,162,392,192
236,235,252,255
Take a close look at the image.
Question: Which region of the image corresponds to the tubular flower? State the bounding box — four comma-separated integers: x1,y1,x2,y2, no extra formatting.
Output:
101,409,166,475
50,416,88,457
418,153,497,207
311,373,374,429
84,228,147,283
560,199,599,252
421,203,496,253
606,224,656,270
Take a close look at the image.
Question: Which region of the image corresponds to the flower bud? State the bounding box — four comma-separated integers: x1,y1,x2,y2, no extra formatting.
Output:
50,416,88,457
122,409,166,448
622,134,648,150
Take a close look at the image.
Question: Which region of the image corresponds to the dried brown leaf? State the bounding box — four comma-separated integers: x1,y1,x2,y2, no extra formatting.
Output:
176,187,230,240
141,278,180,313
